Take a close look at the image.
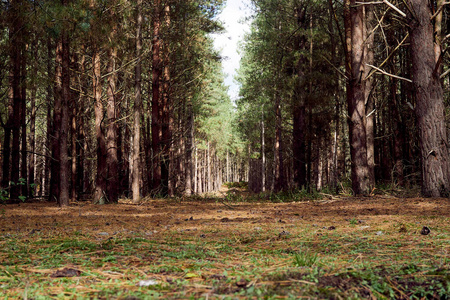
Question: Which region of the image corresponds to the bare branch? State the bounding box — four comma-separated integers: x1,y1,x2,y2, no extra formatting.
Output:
355,0,406,17
366,64,412,82
355,1,383,4
383,0,406,17
322,55,348,79
440,68,450,79
431,2,450,20
365,33,409,80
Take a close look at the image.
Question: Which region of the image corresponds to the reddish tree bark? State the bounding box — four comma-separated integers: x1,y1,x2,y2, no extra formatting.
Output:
344,0,370,195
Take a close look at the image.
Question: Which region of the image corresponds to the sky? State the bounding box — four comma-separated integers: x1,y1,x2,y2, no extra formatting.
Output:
212,0,252,102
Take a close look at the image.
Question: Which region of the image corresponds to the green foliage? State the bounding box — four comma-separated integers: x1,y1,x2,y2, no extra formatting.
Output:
293,251,320,267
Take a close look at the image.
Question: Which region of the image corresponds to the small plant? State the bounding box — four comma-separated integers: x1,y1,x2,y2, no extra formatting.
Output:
349,218,358,225
0,188,8,203
293,251,319,267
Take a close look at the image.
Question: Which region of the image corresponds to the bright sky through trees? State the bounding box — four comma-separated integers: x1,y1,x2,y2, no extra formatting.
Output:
213,0,252,102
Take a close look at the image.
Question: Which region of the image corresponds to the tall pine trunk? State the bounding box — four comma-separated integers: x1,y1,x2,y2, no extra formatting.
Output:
408,0,450,196
364,4,375,188
151,0,162,194
9,0,23,201
59,15,70,206
93,47,107,203
132,0,143,203
106,41,119,203
20,43,27,198
344,0,369,195
28,39,38,198
184,99,193,196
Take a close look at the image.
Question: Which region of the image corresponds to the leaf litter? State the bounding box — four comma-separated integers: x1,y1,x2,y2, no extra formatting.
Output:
0,190,449,298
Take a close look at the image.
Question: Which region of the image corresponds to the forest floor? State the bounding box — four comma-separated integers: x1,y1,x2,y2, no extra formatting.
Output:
0,186,450,299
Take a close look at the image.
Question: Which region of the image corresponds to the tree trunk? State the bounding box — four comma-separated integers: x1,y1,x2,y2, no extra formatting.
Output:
132,0,143,203
274,91,285,192
344,0,370,195
364,4,375,188
93,46,107,204
51,35,63,203
77,46,87,199
28,39,38,198
9,0,23,201
59,17,70,206
106,40,119,203
20,43,28,199
261,108,266,192
408,0,450,196
45,37,53,199
151,0,162,194
184,100,193,196
70,52,78,201
161,4,172,197
1,80,13,191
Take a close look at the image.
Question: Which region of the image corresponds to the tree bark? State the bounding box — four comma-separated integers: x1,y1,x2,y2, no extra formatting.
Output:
344,0,370,195
93,46,107,203
364,4,375,188
184,100,193,196
51,34,63,203
9,0,23,201
59,15,70,206
106,36,119,203
1,77,13,190
408,0,450,196
28,39,38,198
161,4,172,197
44,37,53,199
132,0,143,203
151,0,162,195
20,42,28,199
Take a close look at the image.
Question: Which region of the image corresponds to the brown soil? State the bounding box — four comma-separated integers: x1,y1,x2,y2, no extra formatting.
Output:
1,191,449,299
1,195,449,235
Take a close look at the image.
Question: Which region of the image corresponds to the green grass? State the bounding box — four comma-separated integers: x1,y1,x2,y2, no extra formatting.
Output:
1,202,450,299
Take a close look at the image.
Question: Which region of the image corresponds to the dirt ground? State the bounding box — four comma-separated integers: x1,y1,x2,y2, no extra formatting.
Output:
1,195,449,235
1,191,449,299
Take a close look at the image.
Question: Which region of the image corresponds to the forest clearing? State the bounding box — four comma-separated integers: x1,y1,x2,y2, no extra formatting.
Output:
1,186,449,299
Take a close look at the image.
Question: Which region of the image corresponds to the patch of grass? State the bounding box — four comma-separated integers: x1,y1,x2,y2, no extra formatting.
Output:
1,198,450,299
293,251,320,267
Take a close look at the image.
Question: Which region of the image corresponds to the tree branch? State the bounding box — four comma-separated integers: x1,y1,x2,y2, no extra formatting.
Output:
431,2,450,20
383,0,406,18
366,64,412,82
434,48,448,77
365,33,409,80
355,0,407,18
440,68,450,79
